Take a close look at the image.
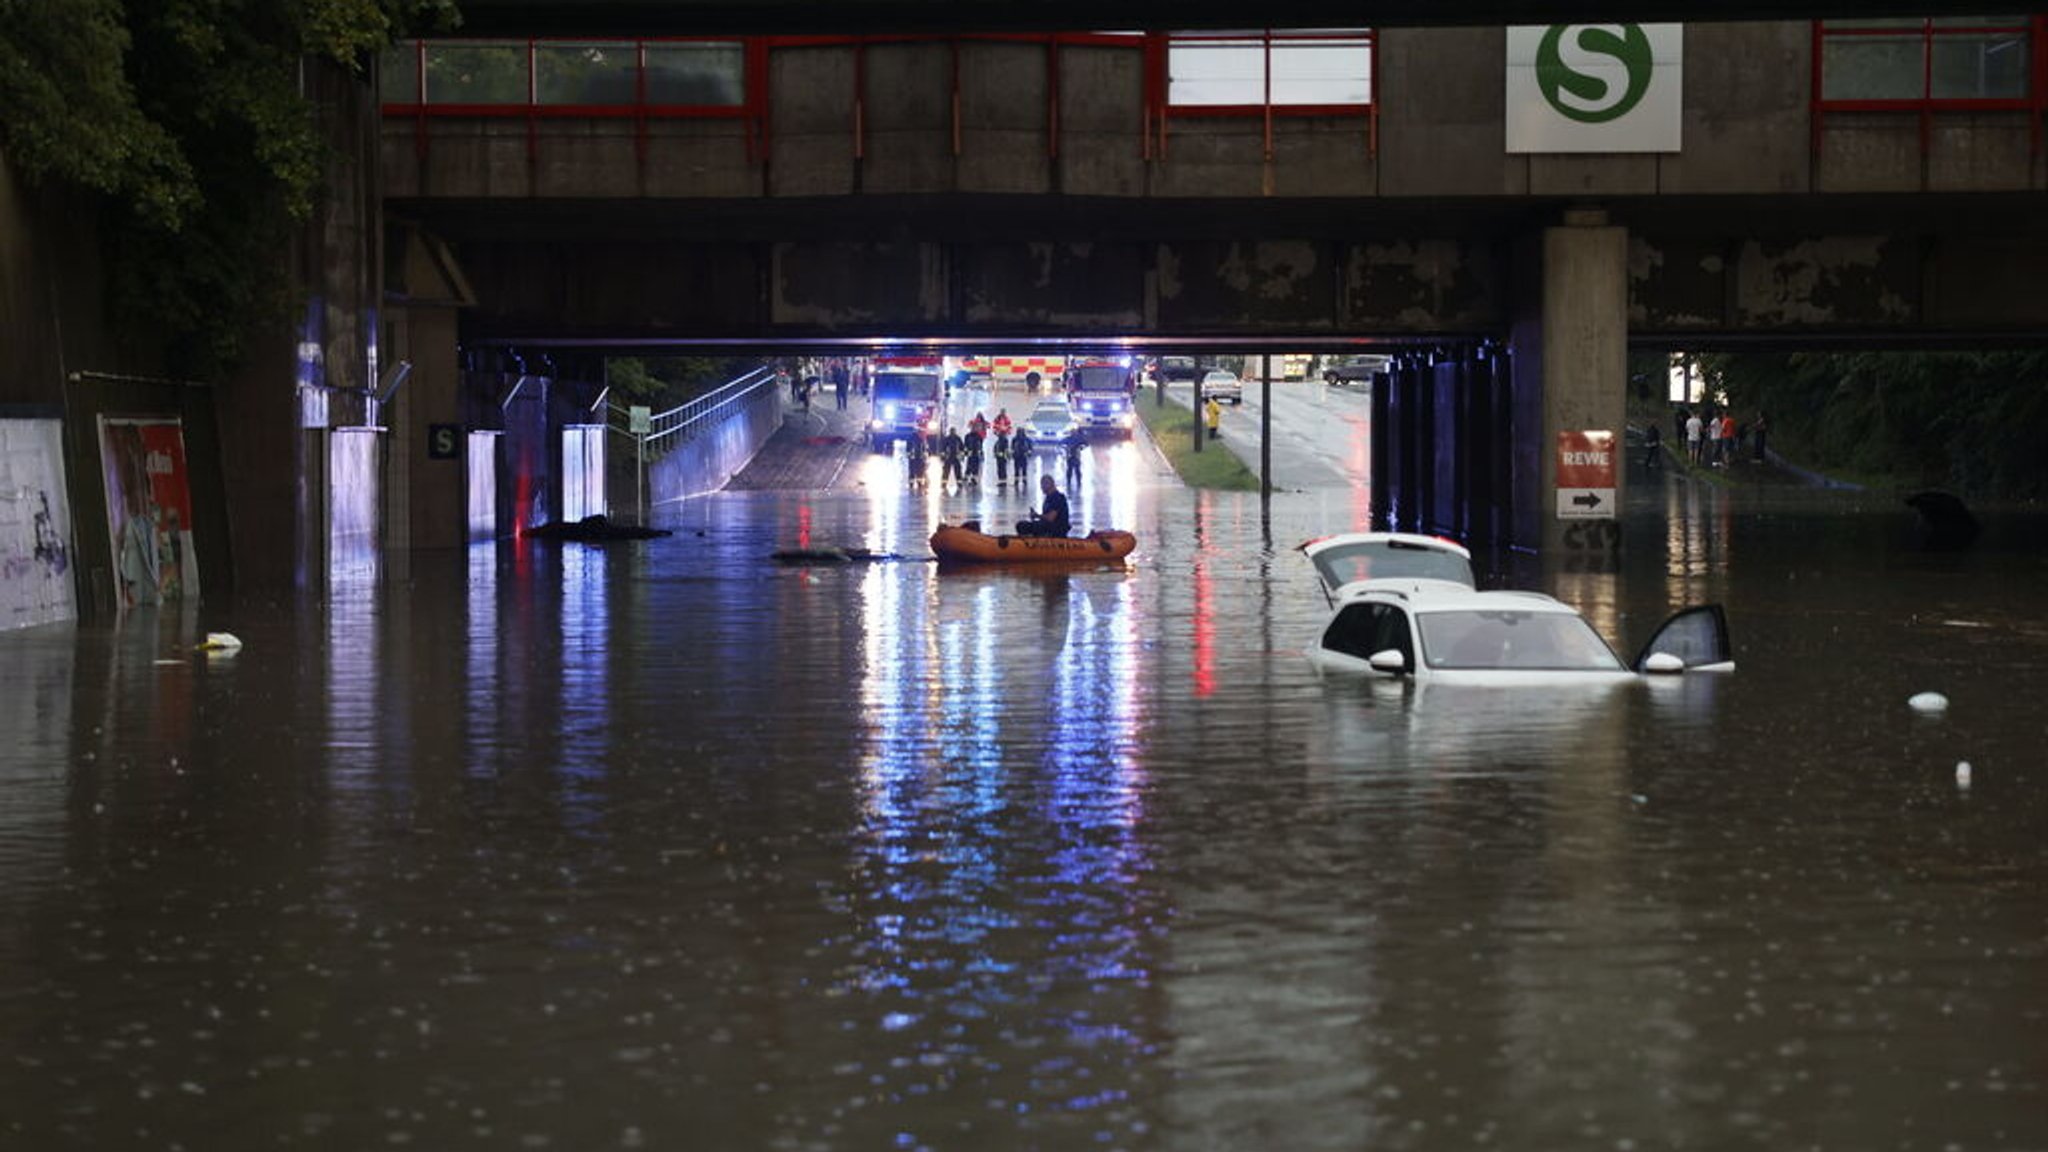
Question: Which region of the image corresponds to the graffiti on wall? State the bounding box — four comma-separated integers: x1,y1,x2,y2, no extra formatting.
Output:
0,418,77,629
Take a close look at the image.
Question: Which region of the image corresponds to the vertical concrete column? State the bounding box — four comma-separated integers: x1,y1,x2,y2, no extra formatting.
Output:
1513,209,1628,553
387,228,472,553
401,306,465,550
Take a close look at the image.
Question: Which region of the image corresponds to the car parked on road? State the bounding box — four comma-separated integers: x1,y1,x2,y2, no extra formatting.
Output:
1024,399,1078,445
1301,532,1734,684
1153,356,1201,384
1324,355,1390,387
1200,370,1243,405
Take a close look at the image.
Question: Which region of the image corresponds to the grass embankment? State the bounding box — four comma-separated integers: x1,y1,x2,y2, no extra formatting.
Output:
1135,394,1262,491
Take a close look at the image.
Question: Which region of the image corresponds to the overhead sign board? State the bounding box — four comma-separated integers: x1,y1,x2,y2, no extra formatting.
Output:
1556,429,1617,519
1507,24,1682,153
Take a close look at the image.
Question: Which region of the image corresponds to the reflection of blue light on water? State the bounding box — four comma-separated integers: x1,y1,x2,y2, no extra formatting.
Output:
848,531,1155,1119
465,543,501,781
325,568,396,810
557,544,610,831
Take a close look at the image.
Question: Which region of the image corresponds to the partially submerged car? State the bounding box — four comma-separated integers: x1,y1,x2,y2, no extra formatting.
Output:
1302,532,1734,684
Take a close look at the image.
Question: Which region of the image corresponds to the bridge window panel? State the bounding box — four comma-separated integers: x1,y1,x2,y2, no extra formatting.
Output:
1818,17,2032,103
535,41,640,106
643,42,746,106
1929,27,2030,98
424,41,530,105
1269,37,1373,105
1821,35,1926,100
1167,30,1375,110
1169,37,1266,106
380,43,422,104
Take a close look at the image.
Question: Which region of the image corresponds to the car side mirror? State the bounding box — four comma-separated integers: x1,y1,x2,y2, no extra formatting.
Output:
1368,649,1408,675
1641,651,1686,675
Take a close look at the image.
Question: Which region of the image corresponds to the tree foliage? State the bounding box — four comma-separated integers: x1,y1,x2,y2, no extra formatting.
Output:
1703,350,2048,500
607,357,759,409
0,0,459,373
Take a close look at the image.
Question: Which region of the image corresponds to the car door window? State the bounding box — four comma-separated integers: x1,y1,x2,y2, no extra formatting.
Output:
1321,602,1413,665
1634,605,1733,670
1322,603,1378,659
1367,604,1415,667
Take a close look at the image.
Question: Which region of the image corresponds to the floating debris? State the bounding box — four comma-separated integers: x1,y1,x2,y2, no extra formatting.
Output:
770,546,901,565
1907,691,1949,713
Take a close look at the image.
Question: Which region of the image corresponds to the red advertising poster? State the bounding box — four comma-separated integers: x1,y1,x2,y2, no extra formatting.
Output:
1555,429,1617,519
99,417,201,607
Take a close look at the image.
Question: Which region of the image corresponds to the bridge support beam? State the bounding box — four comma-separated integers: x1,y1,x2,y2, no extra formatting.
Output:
1511,209,1628,556
386,226,477,555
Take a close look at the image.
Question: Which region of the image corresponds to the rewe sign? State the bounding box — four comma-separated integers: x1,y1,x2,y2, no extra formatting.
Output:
1507,24,1682,153
1555,430,1618,520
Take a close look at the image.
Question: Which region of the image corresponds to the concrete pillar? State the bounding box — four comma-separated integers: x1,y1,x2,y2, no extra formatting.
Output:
1511,209,1628,554
386,227,473,553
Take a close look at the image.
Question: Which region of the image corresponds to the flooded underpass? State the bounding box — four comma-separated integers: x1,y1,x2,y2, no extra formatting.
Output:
3,476,2045,1151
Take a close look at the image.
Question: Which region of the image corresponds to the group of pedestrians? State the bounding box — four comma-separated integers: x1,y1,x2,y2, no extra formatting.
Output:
1677,406,1768,468
780,358,869,412
912,407,1089,495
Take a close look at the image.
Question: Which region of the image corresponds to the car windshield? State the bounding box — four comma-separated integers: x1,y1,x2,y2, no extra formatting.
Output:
1029,404,1069,424
1204,372,1236,382
873,372,940,402
1312,538,1475,590
1417,610,1623,671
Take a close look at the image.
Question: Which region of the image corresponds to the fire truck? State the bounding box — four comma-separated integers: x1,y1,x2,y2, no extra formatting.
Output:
955,353,1066,391
867,355,944,450
1063,355,1138,437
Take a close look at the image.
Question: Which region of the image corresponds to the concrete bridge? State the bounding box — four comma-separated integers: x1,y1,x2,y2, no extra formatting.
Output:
8,14,2047,616
378,21,2048,557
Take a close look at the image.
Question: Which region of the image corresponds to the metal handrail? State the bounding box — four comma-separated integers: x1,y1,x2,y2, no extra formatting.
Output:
608,364,778,446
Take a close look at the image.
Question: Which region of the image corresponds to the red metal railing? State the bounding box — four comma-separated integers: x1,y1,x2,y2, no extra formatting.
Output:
382,31,1380,167
1811,17,2048,156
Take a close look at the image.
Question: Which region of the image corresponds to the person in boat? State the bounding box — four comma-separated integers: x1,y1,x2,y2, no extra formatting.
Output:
1016,474,1071,538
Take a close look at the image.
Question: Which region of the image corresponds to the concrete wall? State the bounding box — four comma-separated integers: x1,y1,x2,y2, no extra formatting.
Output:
389,22,2045,204
647,385,781,514
396,24,2048,344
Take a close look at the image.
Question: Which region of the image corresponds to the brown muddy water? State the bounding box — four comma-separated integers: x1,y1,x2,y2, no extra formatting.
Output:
2,469,2044,1151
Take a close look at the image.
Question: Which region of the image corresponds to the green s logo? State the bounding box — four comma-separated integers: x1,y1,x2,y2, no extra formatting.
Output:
1536,24,1654,124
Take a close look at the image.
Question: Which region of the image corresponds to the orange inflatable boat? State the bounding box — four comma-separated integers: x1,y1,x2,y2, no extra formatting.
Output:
930,523,1137,564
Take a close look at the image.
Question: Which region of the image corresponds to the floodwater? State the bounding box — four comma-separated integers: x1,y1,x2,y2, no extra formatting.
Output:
3,463,2046,1152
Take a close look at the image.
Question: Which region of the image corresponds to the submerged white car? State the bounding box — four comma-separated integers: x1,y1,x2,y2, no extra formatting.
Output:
1302,532,1734,684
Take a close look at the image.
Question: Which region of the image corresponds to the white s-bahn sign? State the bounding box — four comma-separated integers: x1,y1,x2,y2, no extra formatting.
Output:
1507,24,1683,153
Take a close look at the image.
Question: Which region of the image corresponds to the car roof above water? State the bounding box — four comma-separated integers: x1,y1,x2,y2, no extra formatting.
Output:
1304,532,1476,596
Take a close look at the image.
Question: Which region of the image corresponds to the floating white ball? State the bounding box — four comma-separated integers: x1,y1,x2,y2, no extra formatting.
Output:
1907,691,1949,713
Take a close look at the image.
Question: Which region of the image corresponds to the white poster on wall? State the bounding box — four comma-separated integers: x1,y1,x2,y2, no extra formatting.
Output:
1507,24,1683,154
0,418,78,629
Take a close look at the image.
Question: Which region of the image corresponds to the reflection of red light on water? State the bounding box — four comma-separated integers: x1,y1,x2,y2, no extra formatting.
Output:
798,504,812,549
